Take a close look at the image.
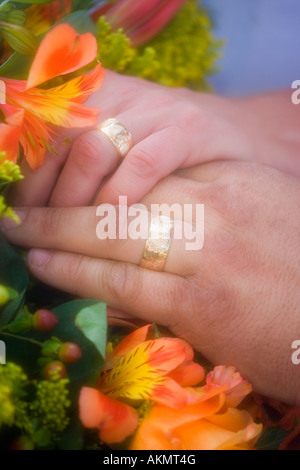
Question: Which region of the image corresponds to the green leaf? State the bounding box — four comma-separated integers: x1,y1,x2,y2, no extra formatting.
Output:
0,234,29,326
0,49,32,78
8,307,32,333
75,301,107,359
57,10,96,35
51,300,107,394
152,322,162,339
256,426,291,450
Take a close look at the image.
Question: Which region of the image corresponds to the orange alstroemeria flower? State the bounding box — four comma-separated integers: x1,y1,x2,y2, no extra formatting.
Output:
0,107,24,162
79,325,205,444
130,366,262,450
0,24,104,169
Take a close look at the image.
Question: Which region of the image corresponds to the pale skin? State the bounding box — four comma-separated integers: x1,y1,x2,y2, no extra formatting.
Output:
11,71,300,207
5,72,300,404
2,161,300,406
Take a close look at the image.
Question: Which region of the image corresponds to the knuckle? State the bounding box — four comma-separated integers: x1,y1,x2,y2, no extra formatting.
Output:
176,103,206,130
104,262,141,306
129,147,159,178
71,132,101,171
190,276,233,319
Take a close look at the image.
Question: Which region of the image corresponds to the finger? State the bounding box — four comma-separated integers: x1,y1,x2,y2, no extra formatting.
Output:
96,126,189,206
10,135,72,207
26,249,186,327
0,206,196,276
10,70,153,208
49,108,157,207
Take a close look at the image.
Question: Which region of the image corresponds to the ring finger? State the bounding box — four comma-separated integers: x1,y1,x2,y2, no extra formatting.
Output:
48,108,160,207
0,205,196,276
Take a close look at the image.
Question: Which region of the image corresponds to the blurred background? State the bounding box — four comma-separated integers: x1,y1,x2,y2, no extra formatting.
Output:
201,0,300,95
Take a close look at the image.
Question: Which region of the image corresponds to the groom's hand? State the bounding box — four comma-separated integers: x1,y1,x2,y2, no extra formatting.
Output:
4,162,300,405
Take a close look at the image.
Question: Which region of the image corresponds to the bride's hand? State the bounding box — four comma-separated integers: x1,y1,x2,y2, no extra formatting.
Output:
4,161,300,405
13,70,298,208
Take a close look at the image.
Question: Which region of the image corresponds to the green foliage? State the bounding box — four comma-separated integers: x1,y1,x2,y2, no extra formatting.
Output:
0,299,107,448
0,233,29,327
30,375,71,435
256,426,291,450
0,196,19,221
0,362,30,430
0,1,39,54
0,154,24,186
0,361,72,447
97,0,222,89
0,285,18,307
51,300,107,394
0,154,24,223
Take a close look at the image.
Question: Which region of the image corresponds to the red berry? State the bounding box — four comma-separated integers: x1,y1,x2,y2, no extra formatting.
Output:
9,436,34,450
44,361,67,380
32,309,58,332
59,343,82,364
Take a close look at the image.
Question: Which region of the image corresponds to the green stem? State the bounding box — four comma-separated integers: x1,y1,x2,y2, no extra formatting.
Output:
0,324,12,332
0,331,43,347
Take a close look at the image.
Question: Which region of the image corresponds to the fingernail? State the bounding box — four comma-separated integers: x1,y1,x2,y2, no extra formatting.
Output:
28,249,51,268
0,210,26,232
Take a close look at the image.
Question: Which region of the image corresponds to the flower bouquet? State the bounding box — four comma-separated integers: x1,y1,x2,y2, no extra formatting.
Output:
0,0,299,451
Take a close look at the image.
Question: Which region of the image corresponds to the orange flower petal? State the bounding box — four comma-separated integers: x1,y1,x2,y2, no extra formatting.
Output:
18,110,52,169
152,377,187,409
206,366,252,408
101,338,187,403
0,106,23,162
172,419,233,450
169,362,205,388
79,387,139,444
207,407,254,433
216,422,263,450
111,324,153,360
172,408,262,450
14,67,103,129
47,64,104,105
130,394,225,450
27,24,98,89
147,338,187,371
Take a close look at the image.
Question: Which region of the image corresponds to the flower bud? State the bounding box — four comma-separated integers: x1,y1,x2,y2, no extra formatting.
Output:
0,21,39,55
32,309,58,332
0,285,10,306
44,361,67,380
6,10,27,26
59,343,82,364
41,338,62,358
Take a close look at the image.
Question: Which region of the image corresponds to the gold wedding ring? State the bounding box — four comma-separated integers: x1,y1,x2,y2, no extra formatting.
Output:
140,216,173,272
98,118,133,157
